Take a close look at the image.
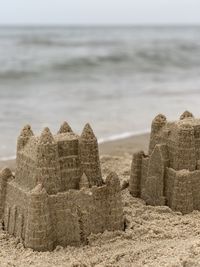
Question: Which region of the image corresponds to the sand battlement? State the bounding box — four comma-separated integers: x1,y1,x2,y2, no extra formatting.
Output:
0,122,124,251
129,111,200,214
16,123,103,193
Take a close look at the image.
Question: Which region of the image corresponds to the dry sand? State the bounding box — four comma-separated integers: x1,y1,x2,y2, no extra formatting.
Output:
1,133,200,266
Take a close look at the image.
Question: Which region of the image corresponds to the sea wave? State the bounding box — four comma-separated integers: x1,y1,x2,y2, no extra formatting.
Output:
18,37,70,47
51,52,129,71
1,40,200,79
49,49,200,74
18,37,121,48
145,88,200,96
0,69,39,80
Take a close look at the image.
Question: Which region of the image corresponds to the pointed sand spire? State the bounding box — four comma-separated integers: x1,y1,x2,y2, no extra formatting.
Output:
152,114,167,125
17,124,34,151
81,123,96,139
180,110,194,120
58,121,73,134
39,127,54,145
19,124,34,137
79,172,90,189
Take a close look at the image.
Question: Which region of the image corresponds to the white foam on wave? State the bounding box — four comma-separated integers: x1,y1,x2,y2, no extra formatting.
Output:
98,129,150,144
0,155,16,161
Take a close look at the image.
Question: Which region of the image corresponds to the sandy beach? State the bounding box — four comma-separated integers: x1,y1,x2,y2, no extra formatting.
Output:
1,132,200,266
99,133,150,156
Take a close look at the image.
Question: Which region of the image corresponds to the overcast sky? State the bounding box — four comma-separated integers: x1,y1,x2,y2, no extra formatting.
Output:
0,0,199,25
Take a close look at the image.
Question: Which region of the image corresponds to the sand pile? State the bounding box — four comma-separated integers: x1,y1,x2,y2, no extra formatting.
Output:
1,154,200,266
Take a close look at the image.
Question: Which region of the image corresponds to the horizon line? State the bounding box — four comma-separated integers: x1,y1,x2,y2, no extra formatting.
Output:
0,23,200,27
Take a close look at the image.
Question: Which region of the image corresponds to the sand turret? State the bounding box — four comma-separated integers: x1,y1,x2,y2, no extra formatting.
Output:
17,124,34,151
174,123,196,171
149,114,167,154
129,151,144,197
105,172,124,231
36,128,61,194
58,121,73,134
25,184,54,251
80,123,103,186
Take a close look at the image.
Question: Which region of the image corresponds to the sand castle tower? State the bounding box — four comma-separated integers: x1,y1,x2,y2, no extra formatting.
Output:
25,184,54,251
0,122,124,251
17,124,34,151
129,111,200,214
80,123,103,187
36,128,62,194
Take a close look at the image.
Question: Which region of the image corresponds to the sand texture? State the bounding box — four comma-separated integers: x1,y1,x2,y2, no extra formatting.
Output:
1,133,200,266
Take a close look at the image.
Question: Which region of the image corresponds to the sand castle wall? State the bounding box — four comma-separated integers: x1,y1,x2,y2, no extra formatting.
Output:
57,138,81,191
15,152,37,190
3,176,123,251
4,181,28,240
48,179,123,248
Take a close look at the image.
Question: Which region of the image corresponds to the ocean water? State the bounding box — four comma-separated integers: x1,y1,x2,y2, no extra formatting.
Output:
0,26,200,159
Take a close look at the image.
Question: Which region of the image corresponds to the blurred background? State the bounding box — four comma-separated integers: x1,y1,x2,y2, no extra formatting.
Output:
0,0,200,159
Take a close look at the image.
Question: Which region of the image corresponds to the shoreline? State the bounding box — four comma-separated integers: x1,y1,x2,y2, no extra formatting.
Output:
0,132,150,171
98,130,150,144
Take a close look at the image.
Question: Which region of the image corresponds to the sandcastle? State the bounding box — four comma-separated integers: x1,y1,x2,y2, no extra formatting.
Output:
129,111,200,214
0,122,124,251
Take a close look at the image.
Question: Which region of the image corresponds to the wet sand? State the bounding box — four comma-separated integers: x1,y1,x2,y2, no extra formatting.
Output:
99,133,149,156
